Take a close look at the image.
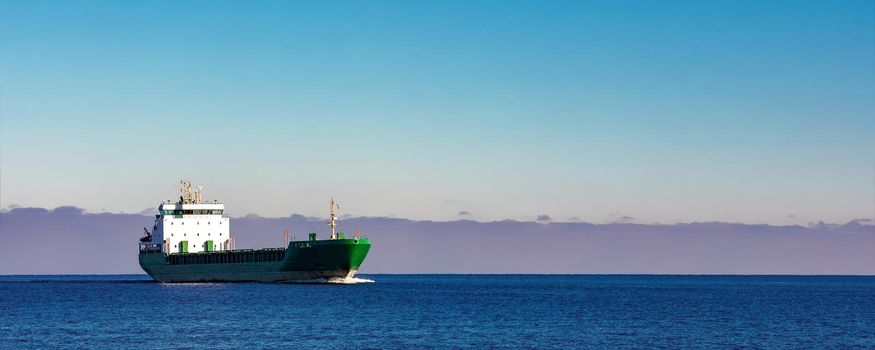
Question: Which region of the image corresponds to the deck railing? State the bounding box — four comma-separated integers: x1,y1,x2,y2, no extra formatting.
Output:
164,248,287,265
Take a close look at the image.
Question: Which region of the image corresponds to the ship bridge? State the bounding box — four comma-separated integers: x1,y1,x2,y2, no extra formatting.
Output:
143,181,232,254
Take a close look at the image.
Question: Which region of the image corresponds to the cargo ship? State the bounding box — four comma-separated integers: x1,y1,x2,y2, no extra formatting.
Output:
138,181,371,282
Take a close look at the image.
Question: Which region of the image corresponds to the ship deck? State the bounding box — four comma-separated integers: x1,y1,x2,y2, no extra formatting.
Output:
162,248,287,265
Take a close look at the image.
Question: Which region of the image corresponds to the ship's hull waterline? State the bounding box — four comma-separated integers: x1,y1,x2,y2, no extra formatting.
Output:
139,239,371,283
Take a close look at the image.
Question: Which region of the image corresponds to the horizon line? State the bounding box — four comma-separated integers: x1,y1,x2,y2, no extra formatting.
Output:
3,273,875,277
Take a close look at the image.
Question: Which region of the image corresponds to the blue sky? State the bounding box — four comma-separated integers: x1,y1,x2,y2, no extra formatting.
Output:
1,0,873,224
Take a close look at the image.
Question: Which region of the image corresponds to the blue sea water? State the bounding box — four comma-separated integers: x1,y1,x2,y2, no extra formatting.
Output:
1,275,873,349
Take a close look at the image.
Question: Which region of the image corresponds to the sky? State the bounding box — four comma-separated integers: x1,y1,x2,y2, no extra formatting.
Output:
1,0,873,225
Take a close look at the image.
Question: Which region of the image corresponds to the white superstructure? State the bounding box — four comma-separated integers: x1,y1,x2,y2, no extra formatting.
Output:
146,180,232,254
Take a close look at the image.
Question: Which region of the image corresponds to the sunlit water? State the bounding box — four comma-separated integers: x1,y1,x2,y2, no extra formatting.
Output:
1,275,873,348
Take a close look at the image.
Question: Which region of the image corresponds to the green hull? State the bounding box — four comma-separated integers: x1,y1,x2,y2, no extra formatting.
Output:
139,238,371,283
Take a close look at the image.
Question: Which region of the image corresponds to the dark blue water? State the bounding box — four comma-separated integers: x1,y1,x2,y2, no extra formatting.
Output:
1,275,873,349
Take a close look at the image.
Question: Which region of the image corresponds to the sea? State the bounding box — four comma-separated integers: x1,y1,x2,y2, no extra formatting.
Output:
1,275,873,349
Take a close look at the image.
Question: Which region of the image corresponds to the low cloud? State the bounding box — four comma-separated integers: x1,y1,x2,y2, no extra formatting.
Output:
616,216,635,224
51,206,85,215
536,215,551,222
1,204,21,212
1,206,873,275
606,211,635,224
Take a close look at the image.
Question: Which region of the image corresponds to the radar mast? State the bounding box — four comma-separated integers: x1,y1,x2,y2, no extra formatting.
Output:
178,180,204,204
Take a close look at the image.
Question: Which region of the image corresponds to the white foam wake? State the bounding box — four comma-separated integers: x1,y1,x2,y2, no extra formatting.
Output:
280,276,375,284
325,276,375,284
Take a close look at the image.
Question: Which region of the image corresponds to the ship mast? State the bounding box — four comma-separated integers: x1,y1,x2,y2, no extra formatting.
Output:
329,198,339,240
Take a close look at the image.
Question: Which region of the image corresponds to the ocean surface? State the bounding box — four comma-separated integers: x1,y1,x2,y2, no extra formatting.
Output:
1,275,873,349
